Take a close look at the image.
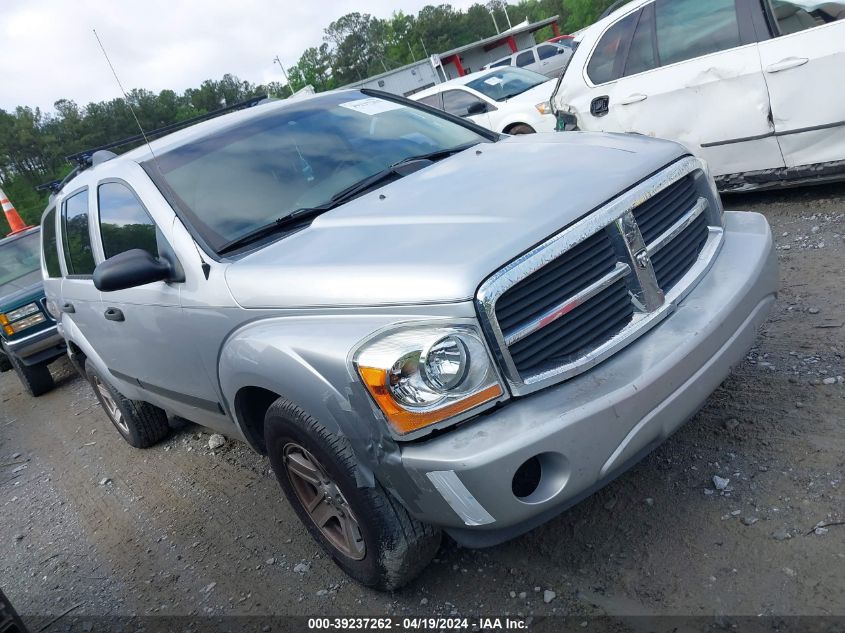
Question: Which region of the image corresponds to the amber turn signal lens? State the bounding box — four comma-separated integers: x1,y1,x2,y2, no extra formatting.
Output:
358,366,502,435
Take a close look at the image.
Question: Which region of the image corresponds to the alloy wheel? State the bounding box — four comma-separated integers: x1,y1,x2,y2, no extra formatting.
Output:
282,442,366,560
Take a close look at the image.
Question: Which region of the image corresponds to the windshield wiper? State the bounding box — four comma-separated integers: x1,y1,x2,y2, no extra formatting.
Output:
217,143,479,255
217,207,327,255
325,143,480,209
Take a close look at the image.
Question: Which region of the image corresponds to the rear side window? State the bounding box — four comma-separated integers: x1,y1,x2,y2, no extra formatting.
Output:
98,182,158,259
587,11,638,84
61,189,95,276
655,0,741,66
516,51,535,67
41,208,61,278
625,4,658,76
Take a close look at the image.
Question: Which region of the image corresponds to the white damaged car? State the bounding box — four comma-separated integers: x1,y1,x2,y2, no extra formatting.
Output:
551,0,845,191
412,67,558,135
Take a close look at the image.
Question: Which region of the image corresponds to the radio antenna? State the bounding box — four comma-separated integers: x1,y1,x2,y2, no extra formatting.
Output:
92,29,159,166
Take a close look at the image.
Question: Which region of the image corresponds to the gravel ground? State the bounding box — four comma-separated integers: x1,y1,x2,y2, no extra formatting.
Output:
1,183,843,629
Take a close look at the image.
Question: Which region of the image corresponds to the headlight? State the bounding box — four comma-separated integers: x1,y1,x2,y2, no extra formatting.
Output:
535,101,552,115
354,324,505,436
1,302,40,323
5,312,46,335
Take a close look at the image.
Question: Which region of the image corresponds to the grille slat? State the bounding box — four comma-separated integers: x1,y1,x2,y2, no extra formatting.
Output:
488,163,713,387
634,175,698,244
496,231,616,333
509,281,633,372
652,214,709,290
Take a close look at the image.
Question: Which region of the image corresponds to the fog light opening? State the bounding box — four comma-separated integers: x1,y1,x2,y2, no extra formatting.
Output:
512,456,542,499
512,452,570,505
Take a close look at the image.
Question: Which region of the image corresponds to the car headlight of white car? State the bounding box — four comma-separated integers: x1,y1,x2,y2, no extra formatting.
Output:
535,101,553,115
354,323,505,436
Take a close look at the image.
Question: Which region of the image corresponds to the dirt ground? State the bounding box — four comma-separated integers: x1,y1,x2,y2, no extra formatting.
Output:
1,182,844,629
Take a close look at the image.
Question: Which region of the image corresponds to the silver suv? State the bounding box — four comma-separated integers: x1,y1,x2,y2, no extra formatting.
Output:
42,90,778,590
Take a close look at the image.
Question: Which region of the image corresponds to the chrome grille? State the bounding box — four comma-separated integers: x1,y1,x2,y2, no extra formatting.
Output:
476,156,725,397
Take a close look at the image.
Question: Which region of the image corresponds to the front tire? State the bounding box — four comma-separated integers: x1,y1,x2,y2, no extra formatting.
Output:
6,348,53,397
265,398,441,591
85,360,169,448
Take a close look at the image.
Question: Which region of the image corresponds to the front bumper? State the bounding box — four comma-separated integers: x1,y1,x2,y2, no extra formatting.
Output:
3,324,66,366
398,211,777,547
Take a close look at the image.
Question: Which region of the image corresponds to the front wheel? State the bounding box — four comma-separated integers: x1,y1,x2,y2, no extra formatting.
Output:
265,398,441,591
6,349,54,397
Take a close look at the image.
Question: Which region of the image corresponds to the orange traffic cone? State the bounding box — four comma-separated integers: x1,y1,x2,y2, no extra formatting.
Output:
0,187,33,236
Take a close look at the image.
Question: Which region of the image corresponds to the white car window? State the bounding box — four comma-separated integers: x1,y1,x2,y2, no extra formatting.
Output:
624,4,658,76
536,44,560,60
442,90,487,117
654,0,741,66
490,58,512,68
416,94,443,109
516,50,536,67
767,0,844,34
586,11,638,84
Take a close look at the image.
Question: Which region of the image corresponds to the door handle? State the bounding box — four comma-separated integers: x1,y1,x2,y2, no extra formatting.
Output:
619,93,648,105
765,57,809,73
60,302,75,314
590,96,610,117
104,307,125,322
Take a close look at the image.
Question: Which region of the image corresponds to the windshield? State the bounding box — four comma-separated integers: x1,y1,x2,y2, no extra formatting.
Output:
0,231,41,287
465,68,547,102
146,92,489,253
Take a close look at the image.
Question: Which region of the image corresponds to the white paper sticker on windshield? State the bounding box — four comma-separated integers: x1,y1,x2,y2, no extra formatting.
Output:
339,98,405,116
484,77,503,86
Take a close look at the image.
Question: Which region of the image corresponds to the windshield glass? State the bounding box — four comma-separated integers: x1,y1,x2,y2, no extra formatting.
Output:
0,231,41,287
466,68,547,102
147,92,488,253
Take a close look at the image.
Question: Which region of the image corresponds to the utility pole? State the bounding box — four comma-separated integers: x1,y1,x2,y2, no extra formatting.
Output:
407,41,416,62
503,5,513,29
273,56,294,96
419,38,429,57
488,9,500,34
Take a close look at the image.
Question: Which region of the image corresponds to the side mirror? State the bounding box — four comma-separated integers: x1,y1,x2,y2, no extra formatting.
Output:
467,102,488,116
93,249,173,292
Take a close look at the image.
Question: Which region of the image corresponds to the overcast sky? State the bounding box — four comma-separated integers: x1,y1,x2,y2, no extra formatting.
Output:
1,0,481,113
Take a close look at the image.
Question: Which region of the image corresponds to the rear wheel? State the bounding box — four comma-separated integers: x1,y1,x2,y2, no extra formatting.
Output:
507,123,536,135
85,360,170,448
6,348,53,397
265,398,441,590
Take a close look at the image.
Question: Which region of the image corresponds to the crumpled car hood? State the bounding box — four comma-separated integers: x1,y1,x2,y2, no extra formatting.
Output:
226,132,686,308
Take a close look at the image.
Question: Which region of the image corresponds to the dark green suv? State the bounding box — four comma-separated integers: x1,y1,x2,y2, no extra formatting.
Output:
0,226,65,395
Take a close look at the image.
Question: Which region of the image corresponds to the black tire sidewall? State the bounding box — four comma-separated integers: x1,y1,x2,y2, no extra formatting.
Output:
84,360,146,447
7,348,53,397
265,404,392,588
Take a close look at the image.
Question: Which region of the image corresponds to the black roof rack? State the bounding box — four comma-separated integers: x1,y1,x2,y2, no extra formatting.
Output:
63,93,269,168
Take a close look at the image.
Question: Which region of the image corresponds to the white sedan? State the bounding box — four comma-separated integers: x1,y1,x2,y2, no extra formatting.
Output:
551,0,845,191
411,67,558,135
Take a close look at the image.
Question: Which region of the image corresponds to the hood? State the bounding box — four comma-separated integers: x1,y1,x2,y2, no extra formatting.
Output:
0,272,44,311
226,132,687,308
